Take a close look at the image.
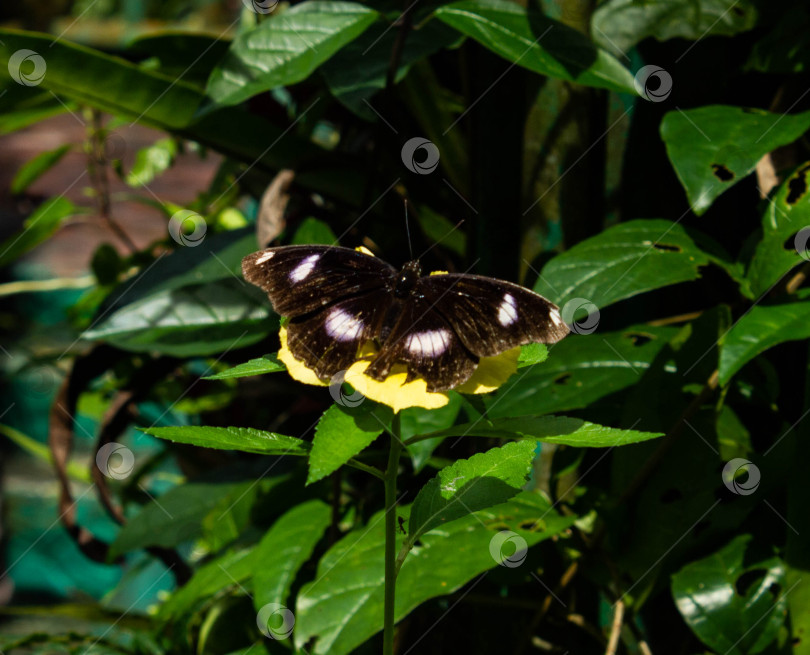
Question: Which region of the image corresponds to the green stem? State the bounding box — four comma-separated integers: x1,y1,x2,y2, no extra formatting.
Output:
383,412,403,655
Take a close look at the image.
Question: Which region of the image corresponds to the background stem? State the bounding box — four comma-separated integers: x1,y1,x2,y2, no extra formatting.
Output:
383,413,403,654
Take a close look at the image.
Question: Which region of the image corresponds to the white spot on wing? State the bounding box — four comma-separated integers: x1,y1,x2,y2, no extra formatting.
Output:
255,251,274,264
498,293,518,326
325,308,364,342
405,329,452,357
289,254,320,283
550,309,563,326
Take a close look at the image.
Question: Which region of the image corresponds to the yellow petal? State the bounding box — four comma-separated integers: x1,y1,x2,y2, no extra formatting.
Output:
345,360,450,413
355,246,375,256
278,326,328,387
455,347,520,394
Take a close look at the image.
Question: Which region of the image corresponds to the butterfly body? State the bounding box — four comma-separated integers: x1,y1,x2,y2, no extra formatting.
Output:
243,245,569,392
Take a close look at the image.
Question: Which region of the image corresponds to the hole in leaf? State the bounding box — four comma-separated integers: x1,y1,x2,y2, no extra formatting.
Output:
711,163,735,182
787,163,810,204
659,488,682,504
519,518,545,532
736,569,768,596
625,332,653,347
553,373,572,385
486,521,511,531
653,242,681,253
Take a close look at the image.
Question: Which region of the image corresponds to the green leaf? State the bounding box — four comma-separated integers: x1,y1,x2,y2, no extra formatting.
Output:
0,197,80,268
661,106,810,215
207,1,379,107
0,423,90,483
593,0,757,53
291,217,337,245
416,416,663,448
517,342,549,368
11,144,71,194
127,32,231,87
415,205,466,257
534,220,711,310
719,302,810,385
745,6,810,74
401,394,463,473
253,500,330,614
485,325,679,418
203,354,286,380
159,547,259,621
307,404,388,485
321,17,460,118
747,162,810,296
435,0,635,94
125,137,177,187
140,425,310,457
295,492,575,655
111,482,250,557
672,535,787,655
408,440,535,544
82,278,271,357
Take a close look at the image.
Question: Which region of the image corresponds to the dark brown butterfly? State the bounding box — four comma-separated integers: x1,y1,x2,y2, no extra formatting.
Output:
242,245,569,392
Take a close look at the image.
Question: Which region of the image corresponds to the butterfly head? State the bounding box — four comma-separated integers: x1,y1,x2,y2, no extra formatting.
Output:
394,260,422,298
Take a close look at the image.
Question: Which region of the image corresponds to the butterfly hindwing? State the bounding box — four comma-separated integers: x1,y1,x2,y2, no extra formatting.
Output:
365,296,479,392
417,274,569,358
286,290,394,380
242,245,396,317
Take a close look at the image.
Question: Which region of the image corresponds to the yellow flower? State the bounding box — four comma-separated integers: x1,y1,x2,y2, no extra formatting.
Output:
277,326,519,413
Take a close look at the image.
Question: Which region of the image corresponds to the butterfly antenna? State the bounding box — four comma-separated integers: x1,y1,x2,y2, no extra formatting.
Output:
404,199,414,260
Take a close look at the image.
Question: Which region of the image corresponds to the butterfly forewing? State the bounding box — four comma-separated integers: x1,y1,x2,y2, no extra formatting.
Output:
417,274,569,358
242,245,396,317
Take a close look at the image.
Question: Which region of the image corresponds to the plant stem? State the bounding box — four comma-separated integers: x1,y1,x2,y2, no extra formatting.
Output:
383,413,403,655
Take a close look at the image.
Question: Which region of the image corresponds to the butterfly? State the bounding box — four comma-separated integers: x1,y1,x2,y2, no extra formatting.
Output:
242,245,570,392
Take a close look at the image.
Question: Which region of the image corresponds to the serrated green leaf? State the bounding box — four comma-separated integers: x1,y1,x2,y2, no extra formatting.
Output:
0,197,80,268
672,535,787,655
140,425,310,457
125,137,177,187
435,0,635,94
533,219,712,309
719,302,810,385
207,1,379,107
485,325,679,418
253,500,330,614
661,106,810,215
11,144,71,195
307,404,389,485
517,342,548,368
408,440,535,543
593,0,757,53
204,354,286,380
747,161,810,296
415,415,663,448
295,492,575,655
